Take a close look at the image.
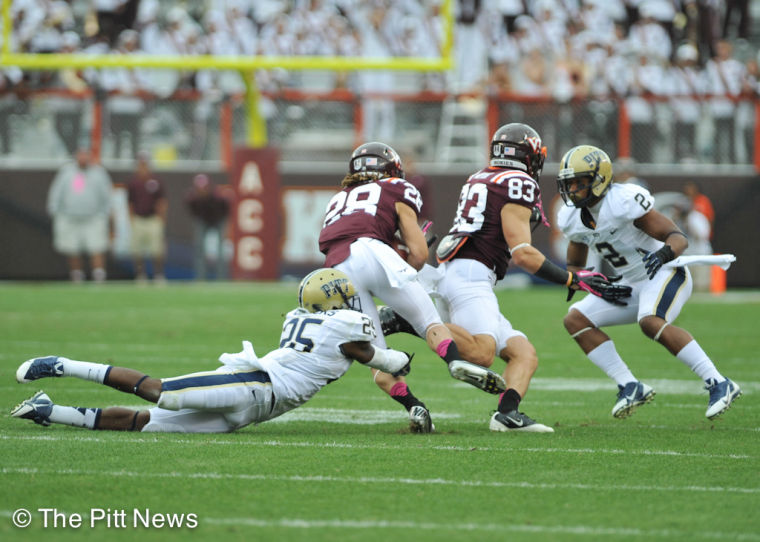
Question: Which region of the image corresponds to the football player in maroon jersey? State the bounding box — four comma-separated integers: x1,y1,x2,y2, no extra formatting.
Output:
319,142,508,433
385,124,629,432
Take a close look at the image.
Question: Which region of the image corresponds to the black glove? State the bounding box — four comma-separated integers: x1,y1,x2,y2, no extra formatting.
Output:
597,275,633,306
391,352,414,377
642,245,675,280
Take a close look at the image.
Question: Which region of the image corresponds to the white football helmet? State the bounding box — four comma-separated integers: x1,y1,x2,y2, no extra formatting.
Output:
298,268,361,313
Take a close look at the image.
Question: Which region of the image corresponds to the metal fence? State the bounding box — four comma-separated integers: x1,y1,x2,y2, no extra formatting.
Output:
0,89,756,172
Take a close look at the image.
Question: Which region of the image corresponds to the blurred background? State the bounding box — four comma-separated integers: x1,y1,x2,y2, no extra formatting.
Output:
0,0,758,287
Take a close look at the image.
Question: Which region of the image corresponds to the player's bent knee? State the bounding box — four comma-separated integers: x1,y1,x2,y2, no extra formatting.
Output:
640,316,667,341
563,309,584,332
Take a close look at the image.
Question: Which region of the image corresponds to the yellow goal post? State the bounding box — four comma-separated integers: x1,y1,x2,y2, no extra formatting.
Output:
0,0,454,149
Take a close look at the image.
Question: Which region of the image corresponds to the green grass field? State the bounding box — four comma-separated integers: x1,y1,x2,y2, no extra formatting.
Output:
0,282,757,541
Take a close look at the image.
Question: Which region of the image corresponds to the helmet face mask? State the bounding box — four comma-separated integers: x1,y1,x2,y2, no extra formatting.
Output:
348,142,404,180
489,123,546,180
298,268,362,313
557,145,613,208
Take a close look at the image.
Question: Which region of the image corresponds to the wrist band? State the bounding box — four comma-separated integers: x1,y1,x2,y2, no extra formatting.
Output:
535,258,572,286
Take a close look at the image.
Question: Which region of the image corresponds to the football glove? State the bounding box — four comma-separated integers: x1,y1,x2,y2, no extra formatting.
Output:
642,245,675,279
421,220,438,248
566,269,632,306
391,352,413,377
596,274,632,306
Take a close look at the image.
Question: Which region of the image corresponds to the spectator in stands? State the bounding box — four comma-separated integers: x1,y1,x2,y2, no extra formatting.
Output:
185,174,230,281
94,0,137,47
47,147,113,283
624,51,669,163
99,29,152,159
668,42,705,162
127,152,167,283
50,32,88,157
356,7,395,141
450,0,489,94
722,0,750,41
705,39,746,163
0,34,23,155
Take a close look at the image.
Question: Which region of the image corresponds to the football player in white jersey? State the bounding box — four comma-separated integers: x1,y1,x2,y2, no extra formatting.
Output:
556,145,741,420
11,269,416,433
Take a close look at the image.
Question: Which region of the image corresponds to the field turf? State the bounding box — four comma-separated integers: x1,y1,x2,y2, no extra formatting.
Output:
0,282,757,541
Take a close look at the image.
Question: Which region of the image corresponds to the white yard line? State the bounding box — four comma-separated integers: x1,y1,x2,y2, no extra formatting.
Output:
0,434,752,460
0,509,756,539
202,517,760,540
1,468,758,495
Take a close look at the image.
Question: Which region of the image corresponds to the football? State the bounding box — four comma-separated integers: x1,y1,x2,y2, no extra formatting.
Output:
391,231,410,260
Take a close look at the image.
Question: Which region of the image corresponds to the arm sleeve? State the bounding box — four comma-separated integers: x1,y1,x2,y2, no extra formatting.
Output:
362,347,409,374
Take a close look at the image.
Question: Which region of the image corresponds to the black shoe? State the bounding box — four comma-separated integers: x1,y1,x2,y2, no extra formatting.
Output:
378,306,419,337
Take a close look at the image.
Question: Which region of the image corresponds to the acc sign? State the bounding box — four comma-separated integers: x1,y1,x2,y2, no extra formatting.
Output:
230,148,280,279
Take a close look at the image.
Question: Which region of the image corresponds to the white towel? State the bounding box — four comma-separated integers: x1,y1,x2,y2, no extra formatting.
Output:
664,254,736,270
218,340,265,371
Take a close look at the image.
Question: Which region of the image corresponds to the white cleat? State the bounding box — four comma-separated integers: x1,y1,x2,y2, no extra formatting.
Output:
705,378,741,419
448,359,506,395
16,356,64,383
489,410,554,433
10,390,54,426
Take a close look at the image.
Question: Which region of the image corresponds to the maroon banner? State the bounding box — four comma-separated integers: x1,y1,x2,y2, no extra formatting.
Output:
230,147,281,280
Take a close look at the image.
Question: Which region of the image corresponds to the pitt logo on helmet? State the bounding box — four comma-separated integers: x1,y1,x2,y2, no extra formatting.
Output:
298,268,361,313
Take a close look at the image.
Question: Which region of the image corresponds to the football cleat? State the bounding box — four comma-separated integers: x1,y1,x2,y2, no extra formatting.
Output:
378,306,419,337
612,381,655,419
705,378,741,419
489,410,554,433
11,390,54,426
448,359,506,395
408,405,434,434
16,356,64,383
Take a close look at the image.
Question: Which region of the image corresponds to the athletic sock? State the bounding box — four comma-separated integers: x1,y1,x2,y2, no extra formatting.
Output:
587,340,637,387
675,340,723,383
60,357,111,384
389,382,424,411
436,339,462,365
49,405,102,429
497,388,522,414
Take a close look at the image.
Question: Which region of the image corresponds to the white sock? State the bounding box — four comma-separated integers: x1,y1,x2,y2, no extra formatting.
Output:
675,340,723,383
60,357,111,384
50,405,101,429
587,340,637,387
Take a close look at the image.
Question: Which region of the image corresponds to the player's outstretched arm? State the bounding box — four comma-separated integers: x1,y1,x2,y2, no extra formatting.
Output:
502,204,632,303
341,341,412,377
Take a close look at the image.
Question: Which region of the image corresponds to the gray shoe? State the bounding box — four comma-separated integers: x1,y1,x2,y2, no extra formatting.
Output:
409,405,434,433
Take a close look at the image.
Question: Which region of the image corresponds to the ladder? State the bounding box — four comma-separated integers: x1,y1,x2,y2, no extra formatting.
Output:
436,98,488,163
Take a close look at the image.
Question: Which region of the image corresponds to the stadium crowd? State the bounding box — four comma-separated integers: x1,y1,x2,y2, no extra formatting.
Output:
0,0,757,163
